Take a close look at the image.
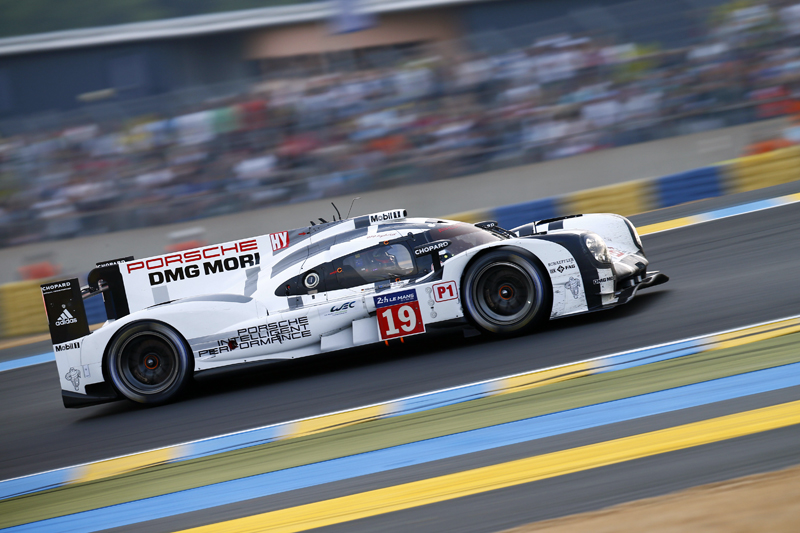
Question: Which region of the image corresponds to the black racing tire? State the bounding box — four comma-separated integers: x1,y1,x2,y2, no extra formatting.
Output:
462,249,551,335
106,321,193,405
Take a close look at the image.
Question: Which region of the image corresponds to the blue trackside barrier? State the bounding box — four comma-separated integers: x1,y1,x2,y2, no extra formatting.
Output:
491,197,560,229
655,166,725,209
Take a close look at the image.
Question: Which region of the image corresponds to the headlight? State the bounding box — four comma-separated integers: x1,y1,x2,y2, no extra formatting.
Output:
583,233,610,263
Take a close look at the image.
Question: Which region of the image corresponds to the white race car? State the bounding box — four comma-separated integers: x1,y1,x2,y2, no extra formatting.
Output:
42,208,667,407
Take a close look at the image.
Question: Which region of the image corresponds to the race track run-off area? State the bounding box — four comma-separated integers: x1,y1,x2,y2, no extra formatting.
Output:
1,197,800,532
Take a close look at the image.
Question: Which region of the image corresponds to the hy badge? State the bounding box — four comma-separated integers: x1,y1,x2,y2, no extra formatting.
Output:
270,231,289,252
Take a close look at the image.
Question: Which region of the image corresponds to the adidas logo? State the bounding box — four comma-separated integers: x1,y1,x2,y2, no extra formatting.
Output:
55,309,78,326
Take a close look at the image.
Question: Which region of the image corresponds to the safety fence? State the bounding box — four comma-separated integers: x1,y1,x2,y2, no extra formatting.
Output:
1,145,799,339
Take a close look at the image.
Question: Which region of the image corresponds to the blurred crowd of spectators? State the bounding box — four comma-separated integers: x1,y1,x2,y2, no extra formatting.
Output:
3,0,800,247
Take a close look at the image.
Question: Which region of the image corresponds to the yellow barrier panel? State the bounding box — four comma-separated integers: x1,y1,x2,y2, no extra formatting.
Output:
561,178,655,217
0,281,48,338
727,146,800,194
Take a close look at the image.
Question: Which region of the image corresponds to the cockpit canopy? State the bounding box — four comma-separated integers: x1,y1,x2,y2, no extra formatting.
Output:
276,221,503,296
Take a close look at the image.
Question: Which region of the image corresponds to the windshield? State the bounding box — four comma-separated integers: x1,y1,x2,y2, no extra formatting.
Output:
340,243,415,285
413,223,502,276
427,223,502,255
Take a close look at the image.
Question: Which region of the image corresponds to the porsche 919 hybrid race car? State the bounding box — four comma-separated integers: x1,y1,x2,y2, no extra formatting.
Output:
42,208,667,408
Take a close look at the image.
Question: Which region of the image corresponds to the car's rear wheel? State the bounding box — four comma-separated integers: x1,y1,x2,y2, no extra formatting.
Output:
106,322,192,405
463,250,551,335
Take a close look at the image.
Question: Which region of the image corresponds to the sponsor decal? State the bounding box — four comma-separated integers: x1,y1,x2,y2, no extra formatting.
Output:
325,301,356,316
55,308,78,326
413,240,451,257
607,247,626,259
374,289,417,308
65,367,81,390
41,282,72,294
565,276,581,299
95,256,133,268
594,276,614,285
55,341,80,352
270,231,289,252
367,232,396,240
368,209,406,225
125,239,258,274
198,317,312,357
550,263,577,274
147,253,260,287
547,258,575,267
432,281,458,303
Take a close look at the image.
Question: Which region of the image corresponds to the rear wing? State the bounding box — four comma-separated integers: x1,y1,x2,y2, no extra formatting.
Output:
41,235,271,346
41,279,91,345
41,256,132,345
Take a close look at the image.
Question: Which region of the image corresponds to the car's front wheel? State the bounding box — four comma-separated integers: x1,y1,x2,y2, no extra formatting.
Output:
462,250,551,335
106,321,192,405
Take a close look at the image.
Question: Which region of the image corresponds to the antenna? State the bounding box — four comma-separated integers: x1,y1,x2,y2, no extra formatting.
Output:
346,197,361,219
331,202,342,221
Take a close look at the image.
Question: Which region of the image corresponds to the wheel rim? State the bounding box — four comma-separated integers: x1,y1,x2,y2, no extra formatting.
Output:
116,331,180,395
472,262,538,325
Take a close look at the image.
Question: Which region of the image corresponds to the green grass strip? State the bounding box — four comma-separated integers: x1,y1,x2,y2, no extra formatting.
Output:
3,332,800,528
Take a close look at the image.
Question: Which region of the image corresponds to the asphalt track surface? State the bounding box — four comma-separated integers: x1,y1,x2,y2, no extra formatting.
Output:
1,192,800,530
115,386,800,533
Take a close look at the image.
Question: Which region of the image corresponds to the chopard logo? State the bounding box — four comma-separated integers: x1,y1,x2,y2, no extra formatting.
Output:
41,282,71,292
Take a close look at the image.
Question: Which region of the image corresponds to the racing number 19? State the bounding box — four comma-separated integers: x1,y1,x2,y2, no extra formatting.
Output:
381,306,416,335
377,302,425,340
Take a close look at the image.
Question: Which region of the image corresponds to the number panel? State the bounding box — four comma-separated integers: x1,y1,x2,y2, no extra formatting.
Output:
373,288,426,340
376,302,425,340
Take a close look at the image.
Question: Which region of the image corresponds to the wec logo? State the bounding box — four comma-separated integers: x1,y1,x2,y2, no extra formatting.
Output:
330,301,356,313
